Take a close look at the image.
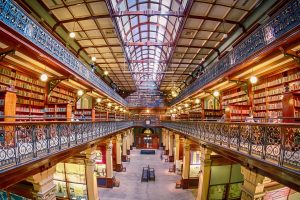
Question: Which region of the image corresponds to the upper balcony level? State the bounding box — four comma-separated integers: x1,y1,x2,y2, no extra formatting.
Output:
0,0,127,106
170,0,300,106
0,119,299,191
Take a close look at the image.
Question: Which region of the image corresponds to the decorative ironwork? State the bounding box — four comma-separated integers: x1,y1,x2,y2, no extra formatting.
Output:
0,0,127,106
0,121,132,171
170,0,300,106
162,121,300,173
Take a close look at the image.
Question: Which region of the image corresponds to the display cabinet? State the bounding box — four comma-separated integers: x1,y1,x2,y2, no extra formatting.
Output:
54,161,88,200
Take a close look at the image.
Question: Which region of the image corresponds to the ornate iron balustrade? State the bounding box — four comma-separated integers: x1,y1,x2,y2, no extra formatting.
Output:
170,0,300,105
0,0,127,106
0,121,132,171
133,120,162,127
162,121,300,172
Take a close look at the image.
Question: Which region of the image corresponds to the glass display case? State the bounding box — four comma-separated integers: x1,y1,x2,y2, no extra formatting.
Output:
95,150,106,177
208,164,244,200
54,161,88,200
189,150,201,178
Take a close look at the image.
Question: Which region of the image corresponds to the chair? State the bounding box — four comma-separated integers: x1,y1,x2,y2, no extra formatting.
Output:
175,180,182,189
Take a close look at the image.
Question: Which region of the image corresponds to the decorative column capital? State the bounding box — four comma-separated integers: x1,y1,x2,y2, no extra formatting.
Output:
184,139,190,151
116,134,122,143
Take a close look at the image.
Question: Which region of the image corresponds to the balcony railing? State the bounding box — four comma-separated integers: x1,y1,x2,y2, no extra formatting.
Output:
170,0,300,105
0,121,132,171
162,121,300,173
0,0,127,106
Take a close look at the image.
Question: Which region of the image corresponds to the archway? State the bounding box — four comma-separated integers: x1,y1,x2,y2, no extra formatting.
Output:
136,128,160,149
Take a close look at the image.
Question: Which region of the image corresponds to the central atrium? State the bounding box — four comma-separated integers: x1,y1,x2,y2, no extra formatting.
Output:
0,0,299,199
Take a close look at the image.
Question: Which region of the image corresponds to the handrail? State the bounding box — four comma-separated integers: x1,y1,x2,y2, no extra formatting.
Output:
162,121,300,173
0,121,133,171
169,0,300,106
0,0,127,106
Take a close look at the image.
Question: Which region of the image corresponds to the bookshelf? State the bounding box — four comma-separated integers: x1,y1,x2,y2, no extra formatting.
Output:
0,89,16,122
45,103,72,121
74,109,95,121
225,105,251,122
48,86,75,104
203,109,223,120
188,112,202,121
108,112,115,121
222,87,249,107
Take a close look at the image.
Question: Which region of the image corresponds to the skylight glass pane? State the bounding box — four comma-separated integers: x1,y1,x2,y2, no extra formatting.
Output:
109,0,189,90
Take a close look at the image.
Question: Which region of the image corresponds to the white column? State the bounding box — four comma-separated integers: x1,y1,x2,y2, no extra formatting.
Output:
175,134,180,161
182,139,190,180
196,146,212,200
169,131,174,157
162,129,165,147
116,134,122,165
241,166,270,200
126,130,131,151
165,130,169,151
131,129,134,146
106,140,113,178
122,133,127,156
85,147,99,200
27,166,56,200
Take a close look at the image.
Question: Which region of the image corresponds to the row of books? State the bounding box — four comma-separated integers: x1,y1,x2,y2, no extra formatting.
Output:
222,90,245,100
253,70,300,91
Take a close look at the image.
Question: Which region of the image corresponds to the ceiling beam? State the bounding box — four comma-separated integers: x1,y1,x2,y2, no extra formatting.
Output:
189,15,241,25
124,41,174,46
52,14,110,30
112,10,185,17
129,59,168,63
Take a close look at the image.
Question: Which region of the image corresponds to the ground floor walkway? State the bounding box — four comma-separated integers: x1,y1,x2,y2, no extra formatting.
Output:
98,148,196,200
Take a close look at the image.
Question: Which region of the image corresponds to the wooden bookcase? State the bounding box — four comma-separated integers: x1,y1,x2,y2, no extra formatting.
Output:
15,72,46,121
48,86,75,104
222,87,249,107
74,109,95,121
0,89,16,122
45,103,72,121
203,109,223,120
225,105,251,122
188,112,202,121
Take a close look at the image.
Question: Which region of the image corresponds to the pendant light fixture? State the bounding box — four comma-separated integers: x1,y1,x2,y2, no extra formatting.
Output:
213,90,220,97
69,22,76,38
40,66,48,82
249,68,258,84
40,73,48,82
222,20,228,39
250,75,258,84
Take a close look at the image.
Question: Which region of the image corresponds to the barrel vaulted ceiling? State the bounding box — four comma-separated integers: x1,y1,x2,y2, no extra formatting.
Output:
20,0,262,100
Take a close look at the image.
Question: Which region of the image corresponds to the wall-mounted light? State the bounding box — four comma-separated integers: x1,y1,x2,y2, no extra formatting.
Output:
146,109,150,113
250,76,258,84
213,90,220,97
96,98,101,103
184,103,189,108
104,70,109,76
115,106,119,110
107,102,112,107
178,106,182,110
40,73,48,82
195,99,200,104
91,56,96,62
77,90,84,96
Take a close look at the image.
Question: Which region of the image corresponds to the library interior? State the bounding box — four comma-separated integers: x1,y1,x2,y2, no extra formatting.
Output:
0,0,300,199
